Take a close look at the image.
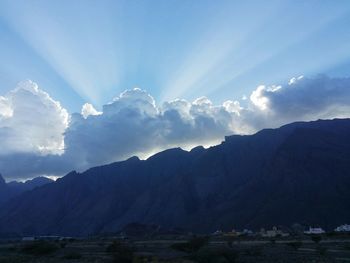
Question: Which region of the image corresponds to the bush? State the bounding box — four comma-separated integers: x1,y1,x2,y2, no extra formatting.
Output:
190,247,238,263
171,236,209,253
287,241,302,250
60,242,67,248
344,244,350,250
62,251,82,259
106,241,134,263
226,237,235,248
243,246,263,257
318,246,327,256
0,256,32,263
311,235,322,244
21,241,58,256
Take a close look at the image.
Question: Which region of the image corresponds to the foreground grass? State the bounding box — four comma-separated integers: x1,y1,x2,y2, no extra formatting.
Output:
0,236,350,263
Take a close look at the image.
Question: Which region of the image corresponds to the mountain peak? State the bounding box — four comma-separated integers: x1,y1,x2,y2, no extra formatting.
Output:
126,156,140,162
1,118,350,236
24,176,53,188
190,146,205,154
0,173,5,186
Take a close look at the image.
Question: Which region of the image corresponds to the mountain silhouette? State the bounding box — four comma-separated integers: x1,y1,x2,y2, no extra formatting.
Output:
0,175,53,205
0,118,350,237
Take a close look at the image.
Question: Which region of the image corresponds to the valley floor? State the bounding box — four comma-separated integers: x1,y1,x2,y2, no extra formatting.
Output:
0,235,350,263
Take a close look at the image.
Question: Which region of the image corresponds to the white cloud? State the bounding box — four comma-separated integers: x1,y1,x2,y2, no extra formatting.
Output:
0,96,12,119
223,100,242,115
1,75,350,180
81,103,102,119
288,75,304,85
250,85,281,111
105,88,158,117
63,89,236,170
0,80,68,155
246,75,350,131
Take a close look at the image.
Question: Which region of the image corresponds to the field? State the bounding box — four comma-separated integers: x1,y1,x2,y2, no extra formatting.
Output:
0,235,350,263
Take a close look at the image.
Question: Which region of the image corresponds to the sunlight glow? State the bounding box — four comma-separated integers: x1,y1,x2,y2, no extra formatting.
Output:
0,0,122,105
0,0,349,111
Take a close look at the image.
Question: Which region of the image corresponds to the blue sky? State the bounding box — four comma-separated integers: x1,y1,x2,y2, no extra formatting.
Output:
1,0,350,112
1,0,350,180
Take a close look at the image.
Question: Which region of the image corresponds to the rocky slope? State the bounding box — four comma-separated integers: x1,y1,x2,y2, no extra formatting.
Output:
0,119,349,236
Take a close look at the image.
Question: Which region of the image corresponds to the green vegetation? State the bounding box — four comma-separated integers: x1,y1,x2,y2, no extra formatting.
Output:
60,241,67,248
171,236,209,253
226,236,235,248
242,246,263,257
318,246,327,256
21,241,58,256
171,236,238,263
286,241,302,250
0,234,350,263
311,235,322,244
106,240,134,263
62,251,82,259
190,247,238,263
0,255,32,263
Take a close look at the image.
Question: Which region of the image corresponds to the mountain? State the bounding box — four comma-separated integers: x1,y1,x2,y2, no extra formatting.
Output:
0,118,350,237
0,175,53,205
6,176,53,192
0,174,7,204
0,175,5,186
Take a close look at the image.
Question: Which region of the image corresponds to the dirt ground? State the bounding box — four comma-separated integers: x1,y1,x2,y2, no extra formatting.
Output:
0,236,350,263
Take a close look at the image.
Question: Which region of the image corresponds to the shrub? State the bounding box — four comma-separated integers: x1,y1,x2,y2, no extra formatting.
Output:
106,241,134,263
60,242,67,248
226,237,235,248
287,241,302,250
21,241,58,256
311,235,322,244
62,251,82,259
243,246,263,256
171,236,209,253
318,246,327,256
190,247,238,263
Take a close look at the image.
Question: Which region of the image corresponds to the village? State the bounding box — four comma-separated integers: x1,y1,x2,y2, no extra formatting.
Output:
10,223,350,244
1,223,350,263
211,224,350,238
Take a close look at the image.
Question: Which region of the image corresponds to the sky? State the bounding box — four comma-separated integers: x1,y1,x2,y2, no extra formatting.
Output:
0,0,350,180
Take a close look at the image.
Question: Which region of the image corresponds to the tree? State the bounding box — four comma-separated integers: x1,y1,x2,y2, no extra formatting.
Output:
287,241,302,250
171,236,209,253
106,241,134,263
311,235,322,244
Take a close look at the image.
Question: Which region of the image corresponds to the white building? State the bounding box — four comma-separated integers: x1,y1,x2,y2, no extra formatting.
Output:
212,230,223,236
335,224,350,232
242,229,253,235
22,237,36,241
304,227,325,234
260,226,289,237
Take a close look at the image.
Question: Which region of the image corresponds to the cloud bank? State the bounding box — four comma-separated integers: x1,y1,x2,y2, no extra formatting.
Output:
246,75,350,130
0,75,350,180
0,80,68,156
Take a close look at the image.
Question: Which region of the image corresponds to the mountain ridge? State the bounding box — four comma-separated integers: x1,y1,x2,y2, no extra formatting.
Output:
0,118,350,236
0,175,53,206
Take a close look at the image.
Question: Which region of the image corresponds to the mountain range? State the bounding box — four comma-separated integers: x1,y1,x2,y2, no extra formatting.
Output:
0,118,350,237
0,175,52,206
